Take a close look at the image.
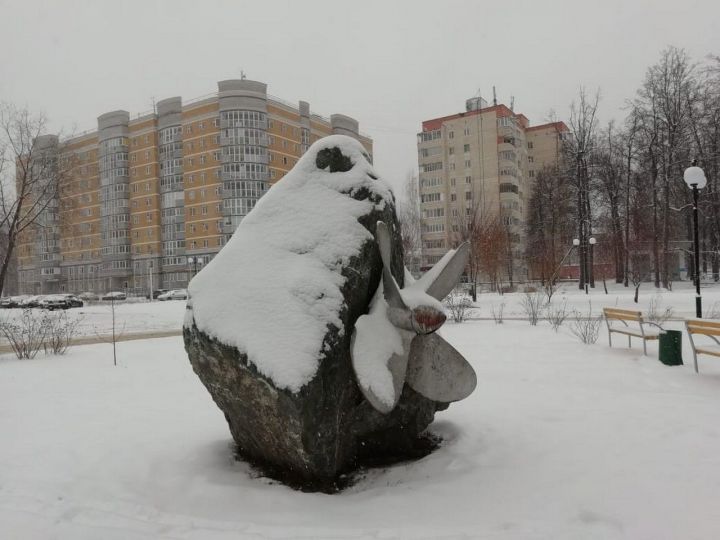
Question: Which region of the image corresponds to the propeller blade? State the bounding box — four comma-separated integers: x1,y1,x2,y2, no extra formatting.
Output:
416,242,470,301
406,333,477,403
375,221,406,309
351,327,412,414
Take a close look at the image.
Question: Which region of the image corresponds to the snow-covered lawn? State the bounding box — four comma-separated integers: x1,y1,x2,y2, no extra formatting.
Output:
2,318,720,539
0,300,186,339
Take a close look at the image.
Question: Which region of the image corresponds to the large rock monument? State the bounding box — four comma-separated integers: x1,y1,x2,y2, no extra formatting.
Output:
184,135,475,491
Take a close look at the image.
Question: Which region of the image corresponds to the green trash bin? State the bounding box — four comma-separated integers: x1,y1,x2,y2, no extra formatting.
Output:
658,330,683,366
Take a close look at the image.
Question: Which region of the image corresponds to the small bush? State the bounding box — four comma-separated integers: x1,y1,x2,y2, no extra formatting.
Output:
521,291,547,326
647,295,674,325
0,309,49,359
569,302,601,344
44,311,83,355
444,292,474,323
491,302,506,324
704,300,720,319
547,300,569,332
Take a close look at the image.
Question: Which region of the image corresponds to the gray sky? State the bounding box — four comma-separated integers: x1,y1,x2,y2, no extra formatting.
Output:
1,0,718,197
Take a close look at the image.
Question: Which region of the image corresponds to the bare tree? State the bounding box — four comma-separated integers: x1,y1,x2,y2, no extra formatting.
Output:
0,104,67,295
525,164,574,288
564,87,601,290
397,170,422,274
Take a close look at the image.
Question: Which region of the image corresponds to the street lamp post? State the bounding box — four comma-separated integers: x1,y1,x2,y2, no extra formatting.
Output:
573,237,596,294
188,256,203,279
684,162,707,318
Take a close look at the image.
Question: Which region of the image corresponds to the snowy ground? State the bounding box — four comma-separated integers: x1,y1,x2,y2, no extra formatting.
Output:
2,306,720,539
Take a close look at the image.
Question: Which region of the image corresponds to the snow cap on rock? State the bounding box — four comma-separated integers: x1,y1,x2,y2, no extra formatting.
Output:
187,135,392,392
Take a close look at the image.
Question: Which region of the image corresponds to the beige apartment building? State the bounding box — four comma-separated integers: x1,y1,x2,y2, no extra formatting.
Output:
16,79,372,295
417,97,568,281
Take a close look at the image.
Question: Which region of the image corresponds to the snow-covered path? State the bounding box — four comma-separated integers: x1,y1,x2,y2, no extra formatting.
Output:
1,321,719,539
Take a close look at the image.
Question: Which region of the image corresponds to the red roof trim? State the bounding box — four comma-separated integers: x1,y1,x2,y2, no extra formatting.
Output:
421,104,515,132
526,121,569,132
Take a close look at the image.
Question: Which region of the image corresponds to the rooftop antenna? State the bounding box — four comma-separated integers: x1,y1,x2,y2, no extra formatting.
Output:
492,86,497,107
151,96,156,114
240,70,247,80
510,95,515,112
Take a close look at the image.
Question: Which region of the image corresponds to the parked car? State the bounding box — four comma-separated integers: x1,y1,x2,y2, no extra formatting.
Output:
146,289,168,300
0,295,30,308
158,289,188,301
101,291,127,301
61,294,84,308
20,295,45,308
78,292,99,302
39,295,72,311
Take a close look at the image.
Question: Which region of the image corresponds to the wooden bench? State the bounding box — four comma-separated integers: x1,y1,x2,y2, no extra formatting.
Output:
685,319,720,373
603,307,664,356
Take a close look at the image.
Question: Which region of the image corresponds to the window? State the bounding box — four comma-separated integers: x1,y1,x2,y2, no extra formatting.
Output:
529,170,535,178
448,147,455,155
463,127,470,136
463,144,470,152
528,141,534,149
528,156,534,163
448,131,454,139
199,121,205,130
450,193,456,202
465,176,472,184
465,191,473,200
464,160,471,168
450,178,456,186
145,166,150,174
145,182,150,192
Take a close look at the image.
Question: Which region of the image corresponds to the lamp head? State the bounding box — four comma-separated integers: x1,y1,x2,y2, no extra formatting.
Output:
572,239,580,246
684,166,707,190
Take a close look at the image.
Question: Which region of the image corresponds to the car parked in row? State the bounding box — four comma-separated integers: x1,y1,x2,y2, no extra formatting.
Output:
0,295,31,308
146,289,168,300
101,291,127,301
157,289,188,301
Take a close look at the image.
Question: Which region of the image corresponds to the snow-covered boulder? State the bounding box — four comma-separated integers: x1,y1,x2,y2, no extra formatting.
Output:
183,135,445,490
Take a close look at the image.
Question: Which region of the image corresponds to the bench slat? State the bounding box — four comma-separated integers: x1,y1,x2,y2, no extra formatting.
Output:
687,320,720,337
604,309,642,321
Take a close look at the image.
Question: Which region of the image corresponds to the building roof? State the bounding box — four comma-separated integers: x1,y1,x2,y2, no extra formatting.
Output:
526,121,569,133
421,107,568,134
421,104,515,132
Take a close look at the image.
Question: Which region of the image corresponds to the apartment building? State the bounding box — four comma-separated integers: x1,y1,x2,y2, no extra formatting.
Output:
15,79,372,295
417,96,568,280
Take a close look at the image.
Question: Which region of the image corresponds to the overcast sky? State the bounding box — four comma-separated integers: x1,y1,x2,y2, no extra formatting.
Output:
1,0,718,197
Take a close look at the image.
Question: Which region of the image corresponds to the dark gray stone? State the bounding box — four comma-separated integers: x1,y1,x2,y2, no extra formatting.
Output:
183,158,444,492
